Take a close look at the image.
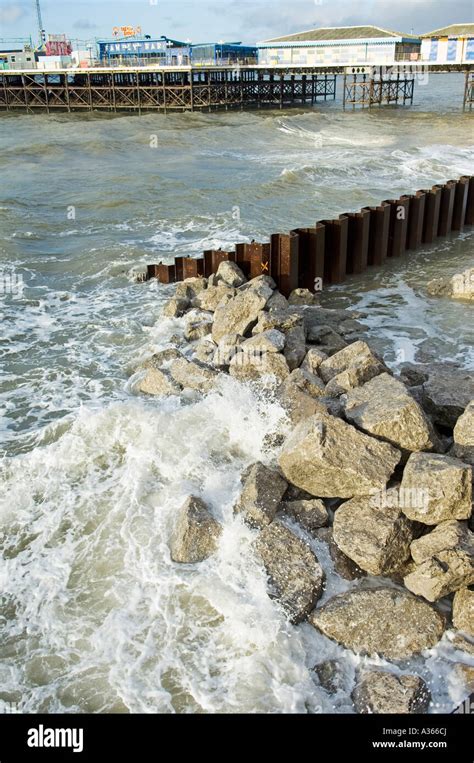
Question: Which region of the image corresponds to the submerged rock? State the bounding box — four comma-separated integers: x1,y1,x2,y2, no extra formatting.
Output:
332,492,416,576
233,462,287,529
170,496,221,564
453,588,474,637
309,587,445,659
278,413,400,498
400,453,472,525
352,670,431,714
255,519,324,624
280,498,329,534
343,373,440,453
313,660,346,693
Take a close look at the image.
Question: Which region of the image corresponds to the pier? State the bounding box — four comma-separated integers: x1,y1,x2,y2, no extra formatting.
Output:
0,63,473,113
145,176,474,296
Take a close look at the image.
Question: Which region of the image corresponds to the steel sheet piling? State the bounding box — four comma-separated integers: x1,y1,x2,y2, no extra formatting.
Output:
436,181,456,236
362,202,390,266
451,177,469,231
406,191,426,250
318,215,348,283
384,197,409,257
291,224,325,291
462,175,474,226
345,209,370,274
270,232,299,296
422,187,442,244
182,257,204,279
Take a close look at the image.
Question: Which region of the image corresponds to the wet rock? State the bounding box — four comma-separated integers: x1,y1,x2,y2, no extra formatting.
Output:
170,496,222,564
193,337,216,365
255,519,324,624
301,348,328,375
216,260,247,288
309,587,445,659
316,527,367,580
169,357,218,393
142,348,182,369
343,373,440,453
401,453,472,524
318,340,385,384
138,367,181,397
452,401,474,466
233,462,288,529
193,285,235,312
452,634,474,656
212,286,271,343
280,498,329,534
213,333,245,368
398,363,430,388
288,288,319,306
453,588,474,636
288,367,326,398
333,492,416,576
183,310,213,342
453,663,474,695
313,660,345,693
276,378,331,425
283,325,307,370
352,670,431,714
279,414,401,499
427,267,474,302
404,522,474,602
162,296,190,318
267,291,289,311
422,369,474,429
229,349,290,383
175,277,207,300
252,308,303,335
241,329,286,354
307,325,347,355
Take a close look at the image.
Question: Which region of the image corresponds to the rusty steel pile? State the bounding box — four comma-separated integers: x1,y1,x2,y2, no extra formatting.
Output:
146,175,474,296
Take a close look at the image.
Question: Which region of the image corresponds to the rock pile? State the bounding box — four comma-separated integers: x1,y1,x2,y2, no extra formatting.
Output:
138,262,474,714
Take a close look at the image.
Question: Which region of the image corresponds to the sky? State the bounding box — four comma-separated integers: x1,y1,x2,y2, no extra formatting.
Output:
0,0,472,47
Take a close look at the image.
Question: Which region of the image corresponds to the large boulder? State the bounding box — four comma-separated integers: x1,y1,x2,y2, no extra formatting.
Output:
332,492,416,576
422,369,474,429
175,277,207,301
280,498,329,534
278,414,401,499
252,308,303,336
216,260,247,287
162,296,189,318
315,527,366,580
427,267,474,302
169,357,218,393
453,588,474,636
352,670,431,714
138,367,181,397
233,462,288,529
288,367,326,398
318,340,385,384
183,310,213,342
212,286,271,342
301,348,328,375
170,496,222,563
255,519,324,624
276,378,331,426
343,373,439,453
452,401,474,466
309,587,445,659
283,325,307,371
240,329,286,354
229,350,290,383
400,453,472,524
404,521,474,602
307,325,347,355
193,285,235,312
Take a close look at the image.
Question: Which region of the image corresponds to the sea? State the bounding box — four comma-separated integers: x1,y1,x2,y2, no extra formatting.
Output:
0,72,472,713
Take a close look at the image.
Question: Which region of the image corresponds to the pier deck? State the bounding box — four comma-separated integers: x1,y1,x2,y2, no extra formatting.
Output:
1,63,473,113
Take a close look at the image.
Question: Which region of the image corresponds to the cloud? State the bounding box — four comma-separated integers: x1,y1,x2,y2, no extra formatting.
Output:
0,3,25,25
73,18,98,31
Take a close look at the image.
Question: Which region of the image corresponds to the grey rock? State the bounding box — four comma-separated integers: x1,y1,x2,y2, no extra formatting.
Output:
313,660,345,693
309,587,445,659
453,588,474,637
401,453,472,524
352,670,431,714
288,288,319,306
307,325,347,355
170,496,221,563
280,499,329,534
343,373,440,453
283,325,307,370
234,462,288,529
333,492,416,576
422,369,474,429
279,414,401,499
216,260,247,288
241,329,286,354
267,291,289,311
255,519,324,624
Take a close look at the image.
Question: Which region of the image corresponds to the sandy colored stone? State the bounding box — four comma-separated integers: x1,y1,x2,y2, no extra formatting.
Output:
255,519,324,624
280,498,328,534
343,373,440,453
216,260,247,287
288,367,326,398
138,367,181,396
401,453,472,525
276,379,331,425
233,462,287,529
162,296,190,318
309,587,445,659
170,496,221,563
279,414,401,499
315,527,367,580
352,670,431,714
288,288,319,306
193,285,235,312
241,329,286,354
318,340,385,384
229,350,290,383
452,401,474,465
213,333,244,368
169,357,217,393
333,493,416,576
212,286,271,342
453,588,474,636
301,347,328,375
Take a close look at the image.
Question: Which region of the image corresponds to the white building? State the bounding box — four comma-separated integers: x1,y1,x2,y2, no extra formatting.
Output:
421,24,474,64
257,26,421,67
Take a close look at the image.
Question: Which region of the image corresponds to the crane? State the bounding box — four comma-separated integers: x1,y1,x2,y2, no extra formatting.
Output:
34,0,46,45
